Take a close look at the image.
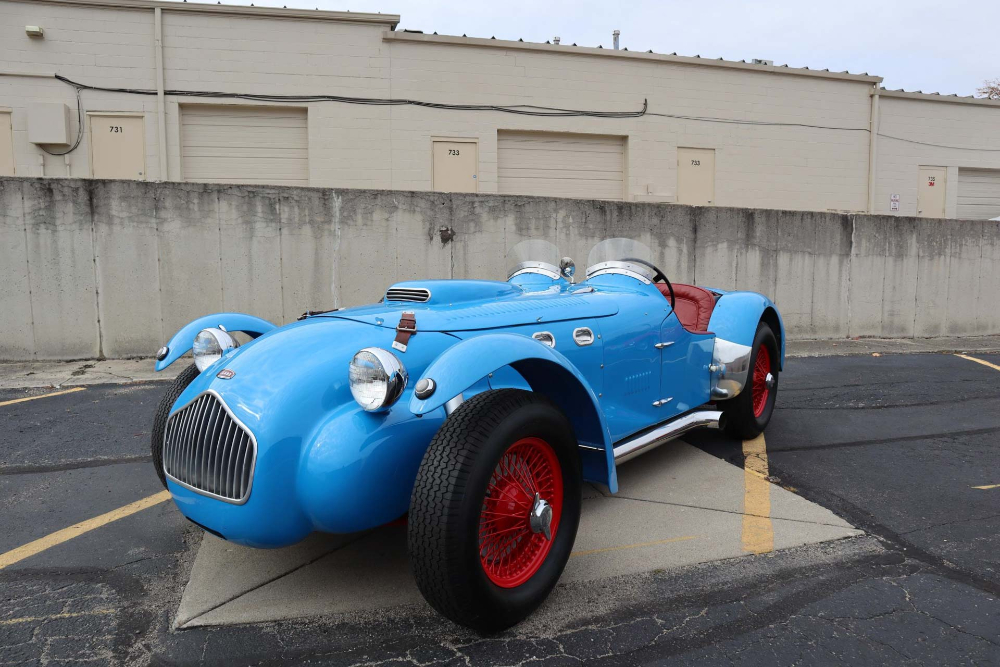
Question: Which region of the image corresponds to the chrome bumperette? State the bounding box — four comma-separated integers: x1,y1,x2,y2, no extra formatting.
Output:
710,338,753,400
163,390,257,504
613,410,723,465
385,287,431,303
584,260,653,284
508,260,561,281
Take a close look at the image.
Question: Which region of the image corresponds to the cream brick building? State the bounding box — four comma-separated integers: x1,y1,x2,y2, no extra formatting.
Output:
2,0,999,219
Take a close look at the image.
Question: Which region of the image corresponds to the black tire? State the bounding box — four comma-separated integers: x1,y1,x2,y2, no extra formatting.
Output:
408,389,582,633
720,322,779,440
150,364,200,488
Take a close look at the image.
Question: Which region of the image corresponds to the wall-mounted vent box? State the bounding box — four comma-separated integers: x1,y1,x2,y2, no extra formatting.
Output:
28,103,71,145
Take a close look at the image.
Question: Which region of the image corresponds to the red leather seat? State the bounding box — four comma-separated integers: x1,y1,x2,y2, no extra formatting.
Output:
656,283,716,334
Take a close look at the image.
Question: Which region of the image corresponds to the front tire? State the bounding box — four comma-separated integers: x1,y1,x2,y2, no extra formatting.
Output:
720,322,779,440
408,389,582,633
150,364,199,487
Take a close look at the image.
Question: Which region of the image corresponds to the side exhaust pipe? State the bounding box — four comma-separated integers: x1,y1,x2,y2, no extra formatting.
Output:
613,410,723,465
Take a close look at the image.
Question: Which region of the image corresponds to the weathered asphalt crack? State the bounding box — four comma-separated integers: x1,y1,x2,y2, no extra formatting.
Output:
765,425,1000,453
766,460,1000,599
0,455,152,476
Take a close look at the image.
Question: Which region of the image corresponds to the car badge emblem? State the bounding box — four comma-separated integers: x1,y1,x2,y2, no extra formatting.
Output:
217,369,236,380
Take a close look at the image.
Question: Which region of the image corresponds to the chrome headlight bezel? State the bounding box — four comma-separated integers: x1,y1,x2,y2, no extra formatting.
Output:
349,347,407,412
192,327,239,372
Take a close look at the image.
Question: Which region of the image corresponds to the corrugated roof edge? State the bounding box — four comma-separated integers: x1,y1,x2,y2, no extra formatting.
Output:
21,0,400,27
383,31,883,84
878,88,1000,108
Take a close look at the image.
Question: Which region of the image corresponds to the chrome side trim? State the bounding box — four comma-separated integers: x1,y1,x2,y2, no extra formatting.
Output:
613,410,722,465
711,338,753,400
163,389,258,505
444,393,465,415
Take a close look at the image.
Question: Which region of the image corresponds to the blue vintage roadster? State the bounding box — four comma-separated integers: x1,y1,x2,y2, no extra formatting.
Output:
151,238,783,631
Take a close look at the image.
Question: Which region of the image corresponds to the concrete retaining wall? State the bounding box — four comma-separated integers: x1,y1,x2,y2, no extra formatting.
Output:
2,177,999,360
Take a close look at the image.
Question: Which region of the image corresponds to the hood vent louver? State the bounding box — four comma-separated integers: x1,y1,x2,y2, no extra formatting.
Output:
385,287,431,303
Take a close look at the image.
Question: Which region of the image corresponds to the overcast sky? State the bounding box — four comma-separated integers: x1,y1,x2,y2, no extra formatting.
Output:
186,0,998,97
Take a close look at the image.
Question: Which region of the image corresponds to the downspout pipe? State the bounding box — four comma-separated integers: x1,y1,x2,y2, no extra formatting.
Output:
154,7,168,181
867,83,880,213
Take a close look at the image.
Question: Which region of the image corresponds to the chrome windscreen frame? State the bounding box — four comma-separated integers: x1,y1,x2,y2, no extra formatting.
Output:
584,260,654,284
163,389,258,505
508,260,561,281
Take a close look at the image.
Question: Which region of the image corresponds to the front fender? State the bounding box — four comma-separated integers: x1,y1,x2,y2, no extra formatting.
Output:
410,333,618,492
155,312,276,371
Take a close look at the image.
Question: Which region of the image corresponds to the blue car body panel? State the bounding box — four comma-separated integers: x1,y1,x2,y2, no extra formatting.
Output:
156,262,785,548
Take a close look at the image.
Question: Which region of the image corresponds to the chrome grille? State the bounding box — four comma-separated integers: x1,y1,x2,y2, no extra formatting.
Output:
163,391,256,504
385,287,431,303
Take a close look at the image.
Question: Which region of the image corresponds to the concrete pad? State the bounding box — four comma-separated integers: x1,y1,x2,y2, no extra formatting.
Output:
0,359,183,389
174,441,862,629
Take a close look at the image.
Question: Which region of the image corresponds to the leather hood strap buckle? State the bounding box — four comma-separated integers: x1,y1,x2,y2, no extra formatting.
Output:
393,312,416,352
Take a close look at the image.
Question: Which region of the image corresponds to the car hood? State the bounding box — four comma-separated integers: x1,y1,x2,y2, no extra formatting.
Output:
324,280,619,332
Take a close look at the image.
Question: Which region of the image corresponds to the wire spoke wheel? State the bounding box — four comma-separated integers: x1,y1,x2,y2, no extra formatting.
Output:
409,389,582,632
478,437,563,588
751,344,772,418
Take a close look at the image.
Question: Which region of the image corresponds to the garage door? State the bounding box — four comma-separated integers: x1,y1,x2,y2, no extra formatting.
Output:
497,131,624,200
181,105,308,186
957,168,1000,220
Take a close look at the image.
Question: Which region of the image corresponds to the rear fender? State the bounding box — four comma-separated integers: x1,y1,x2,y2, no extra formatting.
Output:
155,312,276,371
410,333,617,492
707,292,785,399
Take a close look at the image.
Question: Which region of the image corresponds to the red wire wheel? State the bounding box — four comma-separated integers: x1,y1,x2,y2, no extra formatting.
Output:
751,344,772,418
478,437,564,588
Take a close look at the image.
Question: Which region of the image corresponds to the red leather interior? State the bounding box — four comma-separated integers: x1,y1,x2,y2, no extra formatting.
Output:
656,283,716,334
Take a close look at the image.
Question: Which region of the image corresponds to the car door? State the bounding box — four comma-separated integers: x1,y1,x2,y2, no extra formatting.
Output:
658,315,715,416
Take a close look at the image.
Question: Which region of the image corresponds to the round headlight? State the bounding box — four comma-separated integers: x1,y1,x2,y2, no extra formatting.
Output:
192,328,238,372
349,347,407,412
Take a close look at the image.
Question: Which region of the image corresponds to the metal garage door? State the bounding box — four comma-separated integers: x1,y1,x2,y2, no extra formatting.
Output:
497,131,624,200
181,105,308,186
957,168,1000,220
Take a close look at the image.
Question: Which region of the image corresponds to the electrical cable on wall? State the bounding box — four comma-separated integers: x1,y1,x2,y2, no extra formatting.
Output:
54,75,648,118
27,73,1000,156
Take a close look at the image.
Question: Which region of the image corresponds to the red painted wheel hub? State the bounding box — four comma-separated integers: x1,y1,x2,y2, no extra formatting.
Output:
752,345,772,418
479,437,563,588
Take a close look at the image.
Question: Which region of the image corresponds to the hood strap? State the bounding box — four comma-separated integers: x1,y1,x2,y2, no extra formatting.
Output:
393,312,416,353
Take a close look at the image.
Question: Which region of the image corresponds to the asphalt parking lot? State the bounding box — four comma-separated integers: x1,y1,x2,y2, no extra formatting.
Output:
2,348,999,666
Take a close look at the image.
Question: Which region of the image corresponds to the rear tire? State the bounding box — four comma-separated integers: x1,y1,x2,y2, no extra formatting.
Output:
408,389,582,633
720,323,779,440
150,364,199,488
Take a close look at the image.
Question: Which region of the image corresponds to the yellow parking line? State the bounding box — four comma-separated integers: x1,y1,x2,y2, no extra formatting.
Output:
0,609,114,626
0,490,171,570
0,386,85,407
955,354,1000,373
742,434,774,555
972,484,1000,490
571,535,698,558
